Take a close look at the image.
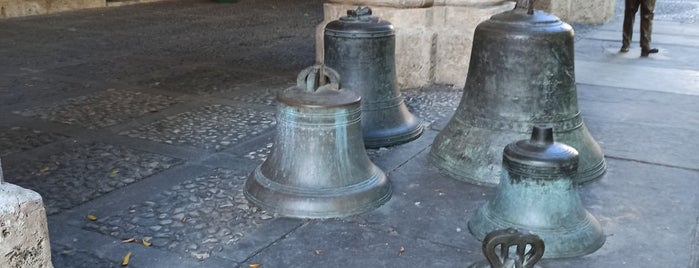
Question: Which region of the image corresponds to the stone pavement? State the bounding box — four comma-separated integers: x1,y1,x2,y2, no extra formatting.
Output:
0,0,698,267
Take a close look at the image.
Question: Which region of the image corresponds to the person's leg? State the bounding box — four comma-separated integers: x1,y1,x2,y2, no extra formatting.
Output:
640,0,658,56
622,0,641,52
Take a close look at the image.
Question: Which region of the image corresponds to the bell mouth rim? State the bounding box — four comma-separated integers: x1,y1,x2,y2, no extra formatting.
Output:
244,165,391,219
468,206,606,259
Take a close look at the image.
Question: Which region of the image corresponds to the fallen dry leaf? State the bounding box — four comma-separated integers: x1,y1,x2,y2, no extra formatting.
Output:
141,239,152,247
86,214,97,221
249,264,261,268
111,170,119,175
40,167,49,173
122,238,136,243
181,216,187,223
121,252,132,266
314,249,321,255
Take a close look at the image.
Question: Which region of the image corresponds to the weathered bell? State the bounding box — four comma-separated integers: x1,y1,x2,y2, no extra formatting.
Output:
468,126,605,258
244,65,391,219
324,6,423,148
429,0,605,185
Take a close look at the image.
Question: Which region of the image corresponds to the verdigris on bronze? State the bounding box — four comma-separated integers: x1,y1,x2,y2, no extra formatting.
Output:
429,1,605,185
244,65,391,218
324,6,423,148
470,228,544,268
468,126,605,258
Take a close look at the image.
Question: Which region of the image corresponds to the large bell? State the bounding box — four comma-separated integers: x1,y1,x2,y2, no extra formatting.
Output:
324,6,423,148
429,0,605,185
468,126,605,258
244,65,391,219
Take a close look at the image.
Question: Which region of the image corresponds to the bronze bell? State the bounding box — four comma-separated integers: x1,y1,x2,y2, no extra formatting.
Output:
324,6,423,148
429,0,605,185
244,65,391,218
468,125,605,258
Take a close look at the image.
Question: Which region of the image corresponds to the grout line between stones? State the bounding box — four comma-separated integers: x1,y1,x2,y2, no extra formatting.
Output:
604,155,699,172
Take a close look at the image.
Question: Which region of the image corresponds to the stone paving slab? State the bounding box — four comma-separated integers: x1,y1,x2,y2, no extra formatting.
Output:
82,168,277,261
45,56,179,84
51,243,116,268
349,148,494,250
16,88,181,129
138,65,273,96
586,29,699,47
653,0,699,23
176,0,324,23
119,104,276,151
574,38,699,71
3,141,181,215
0,126,67,157
0,74,97,109
228,87,284,107
0,44,106,74
50,224,237,268
578,85,699,169
245,219,472,268
545,159,699,267
576,60,699,96
233,40,317,73
597,17,699,35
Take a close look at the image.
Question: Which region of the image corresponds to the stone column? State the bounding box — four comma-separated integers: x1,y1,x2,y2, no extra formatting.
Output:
534,0,615,24
316,0,514,89
0,159,53,268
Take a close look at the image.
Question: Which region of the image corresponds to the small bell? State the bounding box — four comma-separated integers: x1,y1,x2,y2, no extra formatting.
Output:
244,65,391,218
468,126,605,258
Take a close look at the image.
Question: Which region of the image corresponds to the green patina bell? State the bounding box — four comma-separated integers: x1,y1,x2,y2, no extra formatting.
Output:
468,125,605,258
244,65,391,219
429,0,605,185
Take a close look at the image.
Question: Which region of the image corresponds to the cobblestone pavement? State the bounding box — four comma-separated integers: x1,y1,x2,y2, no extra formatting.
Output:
1,0,698,267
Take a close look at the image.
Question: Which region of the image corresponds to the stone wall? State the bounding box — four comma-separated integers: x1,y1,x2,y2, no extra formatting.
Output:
0,0,168,18
535,0,615,24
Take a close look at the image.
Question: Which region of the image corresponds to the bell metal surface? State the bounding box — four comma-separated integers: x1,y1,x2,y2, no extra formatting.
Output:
468,126,605,259
324,6,423,148
429,2,605,185
244,65,391,218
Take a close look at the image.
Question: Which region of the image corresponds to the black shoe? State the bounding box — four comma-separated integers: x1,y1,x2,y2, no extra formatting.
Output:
641,48,659,57
620,46,630,53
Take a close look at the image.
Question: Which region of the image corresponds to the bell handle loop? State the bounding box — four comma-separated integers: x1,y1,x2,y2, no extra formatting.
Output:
296,65,341,93
347,6,372,17
515,0,535,15
482,228,545,268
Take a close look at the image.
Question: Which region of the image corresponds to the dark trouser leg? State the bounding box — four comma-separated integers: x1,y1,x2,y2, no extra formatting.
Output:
622,0,641,48
640,0,656,50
